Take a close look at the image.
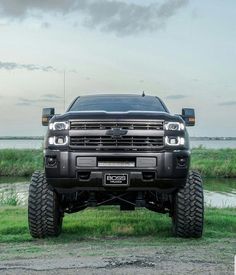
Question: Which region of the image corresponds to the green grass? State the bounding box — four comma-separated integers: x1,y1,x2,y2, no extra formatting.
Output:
204,178,236,193
0,176,29,184
0,149,43,177
0,206,235,243
0,193,18,206
0,148,236,178
191,148,236,178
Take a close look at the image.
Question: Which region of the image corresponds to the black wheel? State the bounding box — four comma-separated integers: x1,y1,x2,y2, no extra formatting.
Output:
28,171,63,238
172,171,204,238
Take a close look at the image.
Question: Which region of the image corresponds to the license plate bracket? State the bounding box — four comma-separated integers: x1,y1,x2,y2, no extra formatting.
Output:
104,174,129,186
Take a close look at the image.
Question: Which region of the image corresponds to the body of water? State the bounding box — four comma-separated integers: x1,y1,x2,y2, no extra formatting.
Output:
0,139,235,149
0,178,235,208
0,139,44,149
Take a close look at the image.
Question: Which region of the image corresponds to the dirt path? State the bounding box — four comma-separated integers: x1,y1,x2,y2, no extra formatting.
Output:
0,238,235,274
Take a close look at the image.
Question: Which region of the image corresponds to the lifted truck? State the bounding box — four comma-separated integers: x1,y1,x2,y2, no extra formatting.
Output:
28,94,204,238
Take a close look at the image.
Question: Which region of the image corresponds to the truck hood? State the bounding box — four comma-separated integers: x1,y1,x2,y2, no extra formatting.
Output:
51,111,183,123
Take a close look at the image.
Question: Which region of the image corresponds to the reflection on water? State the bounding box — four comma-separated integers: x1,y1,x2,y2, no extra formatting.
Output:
0,182,29,206
0,178,235,208
203,178,236,208
204,190,236,208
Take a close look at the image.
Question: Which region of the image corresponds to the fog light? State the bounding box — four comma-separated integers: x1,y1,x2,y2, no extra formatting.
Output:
177,156,187,167
46,156,57,167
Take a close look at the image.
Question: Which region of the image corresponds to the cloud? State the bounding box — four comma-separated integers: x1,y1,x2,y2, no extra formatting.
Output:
41,94,62,99
16,98,35,106
16,102,32,106
219,101,236,106
0,0,189,35
16,96,62,106
41,22,50,29
166,94,187,100
0,61,56,72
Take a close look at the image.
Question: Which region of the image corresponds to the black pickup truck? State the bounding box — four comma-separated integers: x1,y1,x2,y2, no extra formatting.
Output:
28,94,204,238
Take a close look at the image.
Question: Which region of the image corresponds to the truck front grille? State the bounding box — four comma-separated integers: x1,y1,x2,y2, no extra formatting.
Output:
70,121,163,130
70,136,164,151
69,120,164,151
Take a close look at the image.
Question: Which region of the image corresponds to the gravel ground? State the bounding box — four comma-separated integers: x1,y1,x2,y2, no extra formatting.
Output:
0,238,235,275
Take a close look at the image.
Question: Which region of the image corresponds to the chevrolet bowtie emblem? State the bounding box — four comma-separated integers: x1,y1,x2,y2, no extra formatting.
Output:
106,128,128,138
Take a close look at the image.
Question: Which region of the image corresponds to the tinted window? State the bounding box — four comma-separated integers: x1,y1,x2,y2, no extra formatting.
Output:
69,95,166,112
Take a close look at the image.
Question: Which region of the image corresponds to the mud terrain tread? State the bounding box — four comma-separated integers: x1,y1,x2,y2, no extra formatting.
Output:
28,171,62,238
173,170,204,238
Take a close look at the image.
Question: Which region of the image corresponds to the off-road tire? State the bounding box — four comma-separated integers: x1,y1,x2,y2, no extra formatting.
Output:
172,170,204,238
28,171,63,238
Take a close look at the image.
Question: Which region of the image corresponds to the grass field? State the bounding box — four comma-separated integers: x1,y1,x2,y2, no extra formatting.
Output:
0,206,235,243
191,148,236,178
0,149,43,177
0,148,236,178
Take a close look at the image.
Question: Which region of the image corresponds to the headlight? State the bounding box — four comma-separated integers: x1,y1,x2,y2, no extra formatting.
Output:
165,136,185,146
48,136,68,146
164,122,184,131
49,121,69,131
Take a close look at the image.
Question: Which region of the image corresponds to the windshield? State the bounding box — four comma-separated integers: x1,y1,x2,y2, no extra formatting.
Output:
69,95,167,112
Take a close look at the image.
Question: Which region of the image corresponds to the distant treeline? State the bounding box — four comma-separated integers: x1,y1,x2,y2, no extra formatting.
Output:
190,137,236,141
0,136,43,140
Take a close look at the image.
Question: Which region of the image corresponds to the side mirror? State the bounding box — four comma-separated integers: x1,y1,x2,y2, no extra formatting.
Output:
181,108,195,126
42,108,55,126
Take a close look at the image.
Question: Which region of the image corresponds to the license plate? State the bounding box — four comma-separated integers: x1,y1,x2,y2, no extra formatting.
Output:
104,174,129,186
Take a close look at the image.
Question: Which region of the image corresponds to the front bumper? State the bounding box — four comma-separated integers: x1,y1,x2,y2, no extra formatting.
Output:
44,149,190,192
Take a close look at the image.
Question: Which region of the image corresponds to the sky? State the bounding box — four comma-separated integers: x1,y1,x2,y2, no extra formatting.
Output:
0,0,235,137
